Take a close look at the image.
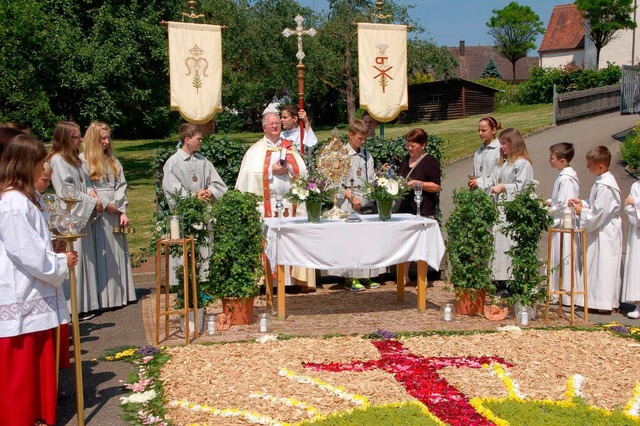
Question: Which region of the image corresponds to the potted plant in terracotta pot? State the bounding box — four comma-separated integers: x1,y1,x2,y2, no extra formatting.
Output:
502,182,552,320
207,190,263,325
445,188,498,315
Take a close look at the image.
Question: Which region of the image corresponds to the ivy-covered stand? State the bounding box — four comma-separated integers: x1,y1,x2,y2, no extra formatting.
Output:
445,188,498,315
502,183,553,314
207,190,263,325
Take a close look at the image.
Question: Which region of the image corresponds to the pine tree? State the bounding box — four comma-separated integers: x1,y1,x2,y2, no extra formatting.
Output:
481,58,503,79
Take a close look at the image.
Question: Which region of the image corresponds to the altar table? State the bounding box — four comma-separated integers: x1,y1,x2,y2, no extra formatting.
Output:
262,214,446,320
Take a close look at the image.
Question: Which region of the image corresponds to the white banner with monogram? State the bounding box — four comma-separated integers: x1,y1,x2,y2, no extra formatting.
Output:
168,22,222,123
357,23,408,123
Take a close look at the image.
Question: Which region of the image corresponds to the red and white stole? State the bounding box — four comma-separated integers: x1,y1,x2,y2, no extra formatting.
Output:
262,139,300,217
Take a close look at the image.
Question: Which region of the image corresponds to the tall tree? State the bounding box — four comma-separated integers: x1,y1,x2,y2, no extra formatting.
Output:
487,1,543,82
575,0,637,69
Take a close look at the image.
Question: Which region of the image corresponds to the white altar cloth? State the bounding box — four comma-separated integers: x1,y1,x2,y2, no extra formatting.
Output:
263,214,445,272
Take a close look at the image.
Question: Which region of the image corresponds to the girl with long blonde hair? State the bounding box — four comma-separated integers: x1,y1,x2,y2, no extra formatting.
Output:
81,121,136,307
487,128,534,283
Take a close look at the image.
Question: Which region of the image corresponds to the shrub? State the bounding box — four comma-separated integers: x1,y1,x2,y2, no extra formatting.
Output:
502,182,553,306
476,78,519,110
517,63,621,105
207,190,263,300
621,122,640,171
445,188,498,297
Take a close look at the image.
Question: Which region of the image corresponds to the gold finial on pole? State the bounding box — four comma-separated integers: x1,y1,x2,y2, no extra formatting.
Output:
372,0,391,22
183,0,204,22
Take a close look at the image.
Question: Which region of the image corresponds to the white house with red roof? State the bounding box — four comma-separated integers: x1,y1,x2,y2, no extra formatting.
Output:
539,3,640,69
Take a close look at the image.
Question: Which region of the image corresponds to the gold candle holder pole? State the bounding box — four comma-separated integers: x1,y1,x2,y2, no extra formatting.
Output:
57,193,85,425
56,231,86,426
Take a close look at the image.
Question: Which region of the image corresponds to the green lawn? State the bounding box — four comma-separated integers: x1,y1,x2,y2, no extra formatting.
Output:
113,103,553,261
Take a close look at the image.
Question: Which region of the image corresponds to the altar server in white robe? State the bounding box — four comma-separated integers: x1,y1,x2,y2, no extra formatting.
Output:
329,119,385,291
546,143,581,305
280,104,318,152
49,121,103,317
81,122,136,308
162,123,228,284
468,116,502,190
569,146,623,312
236,112,314,288
481,128,534,282
0,134,75,426
621,181,640,318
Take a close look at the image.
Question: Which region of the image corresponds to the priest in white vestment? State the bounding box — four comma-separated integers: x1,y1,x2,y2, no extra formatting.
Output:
236,112,314,288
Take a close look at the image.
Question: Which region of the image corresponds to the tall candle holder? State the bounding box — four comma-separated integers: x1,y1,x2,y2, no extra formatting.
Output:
53,192,86,425
413,183,423,217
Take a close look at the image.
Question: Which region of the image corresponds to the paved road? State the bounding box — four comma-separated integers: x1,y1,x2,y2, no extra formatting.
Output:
57,112,640,425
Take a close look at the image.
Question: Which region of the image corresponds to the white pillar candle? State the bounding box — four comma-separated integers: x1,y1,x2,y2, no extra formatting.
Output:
169,217,181,240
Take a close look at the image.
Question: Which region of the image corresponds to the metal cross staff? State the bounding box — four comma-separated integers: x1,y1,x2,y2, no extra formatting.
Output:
282,15,316,156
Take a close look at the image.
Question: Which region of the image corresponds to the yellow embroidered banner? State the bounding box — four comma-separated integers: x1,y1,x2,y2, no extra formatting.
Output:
168,22,222,124
357,23,408,123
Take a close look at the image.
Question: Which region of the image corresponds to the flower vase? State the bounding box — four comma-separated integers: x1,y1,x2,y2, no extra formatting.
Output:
305,201,322,223
377,199,393,221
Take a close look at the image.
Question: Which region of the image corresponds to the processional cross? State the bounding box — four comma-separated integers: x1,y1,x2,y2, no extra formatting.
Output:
282,15,316,156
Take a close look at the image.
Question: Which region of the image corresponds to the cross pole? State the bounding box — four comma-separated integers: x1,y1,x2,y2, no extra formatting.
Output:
282,15,316,155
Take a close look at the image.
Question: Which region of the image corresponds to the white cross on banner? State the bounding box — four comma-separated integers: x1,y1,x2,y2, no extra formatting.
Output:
168,22,223,123
357,23,408,123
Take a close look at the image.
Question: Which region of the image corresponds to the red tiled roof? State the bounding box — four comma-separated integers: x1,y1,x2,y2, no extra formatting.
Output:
446,44,538,81
539,4,585,52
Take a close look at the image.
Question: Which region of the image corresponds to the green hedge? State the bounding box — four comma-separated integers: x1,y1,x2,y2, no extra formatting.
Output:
517,63,621,105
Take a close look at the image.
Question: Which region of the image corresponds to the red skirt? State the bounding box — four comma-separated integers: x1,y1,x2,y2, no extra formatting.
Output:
0,328,58,426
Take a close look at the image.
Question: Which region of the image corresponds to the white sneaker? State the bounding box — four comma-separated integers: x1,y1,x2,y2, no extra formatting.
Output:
628,310,640,319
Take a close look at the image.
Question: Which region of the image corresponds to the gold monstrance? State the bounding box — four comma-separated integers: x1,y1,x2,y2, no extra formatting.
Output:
317,129,351,219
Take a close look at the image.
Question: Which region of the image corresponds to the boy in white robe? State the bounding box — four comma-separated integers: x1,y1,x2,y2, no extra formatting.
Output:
280,105,317,153
622,180,640,318
546,143,581,305
569,146,623,312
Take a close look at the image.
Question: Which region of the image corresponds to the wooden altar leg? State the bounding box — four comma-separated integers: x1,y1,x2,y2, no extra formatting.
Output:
277,265,286,320
417,261,427,313
265,261,274,310
396,263,407,302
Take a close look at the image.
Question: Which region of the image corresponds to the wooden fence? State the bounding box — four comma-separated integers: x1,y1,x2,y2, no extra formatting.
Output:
553,84,620,125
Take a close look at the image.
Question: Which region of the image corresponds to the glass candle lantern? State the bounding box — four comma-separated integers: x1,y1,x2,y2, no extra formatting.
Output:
56,213,81,236
167,215,182,240
442,303,454,322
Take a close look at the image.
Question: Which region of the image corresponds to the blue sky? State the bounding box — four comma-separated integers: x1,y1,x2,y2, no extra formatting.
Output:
296,0,560,48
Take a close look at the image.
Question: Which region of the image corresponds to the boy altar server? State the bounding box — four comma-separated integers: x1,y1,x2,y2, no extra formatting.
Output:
622,180,640,318
546,143,580,305
163,123,227,209
569,146,622,313
162,123,227,284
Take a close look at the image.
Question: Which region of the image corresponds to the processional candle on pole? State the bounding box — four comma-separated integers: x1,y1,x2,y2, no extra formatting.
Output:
282,15,316,156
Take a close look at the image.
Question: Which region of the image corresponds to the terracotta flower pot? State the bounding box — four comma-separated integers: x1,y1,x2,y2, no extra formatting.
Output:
222,297,255,325
484,304,509,321
455,289,487,316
